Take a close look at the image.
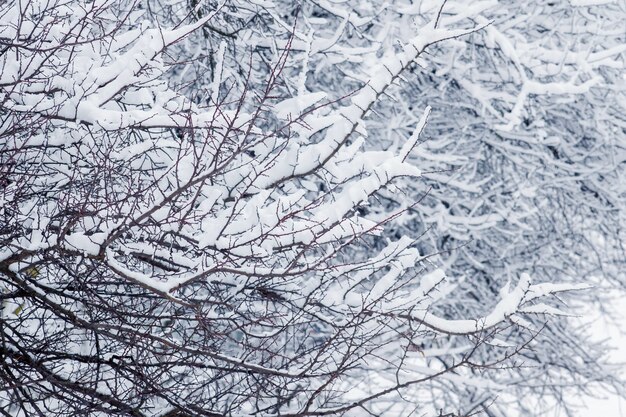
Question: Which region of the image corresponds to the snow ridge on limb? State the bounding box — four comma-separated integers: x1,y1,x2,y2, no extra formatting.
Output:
408,273,591,335
253,20,490,192
2,1,235,132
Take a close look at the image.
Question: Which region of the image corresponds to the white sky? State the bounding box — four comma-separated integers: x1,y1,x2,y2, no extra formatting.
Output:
566,297,626,417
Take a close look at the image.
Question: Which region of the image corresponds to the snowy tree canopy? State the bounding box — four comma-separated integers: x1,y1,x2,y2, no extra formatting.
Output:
1,0,624,416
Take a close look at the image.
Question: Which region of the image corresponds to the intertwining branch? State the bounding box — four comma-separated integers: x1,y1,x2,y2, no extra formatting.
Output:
1,1,623,416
